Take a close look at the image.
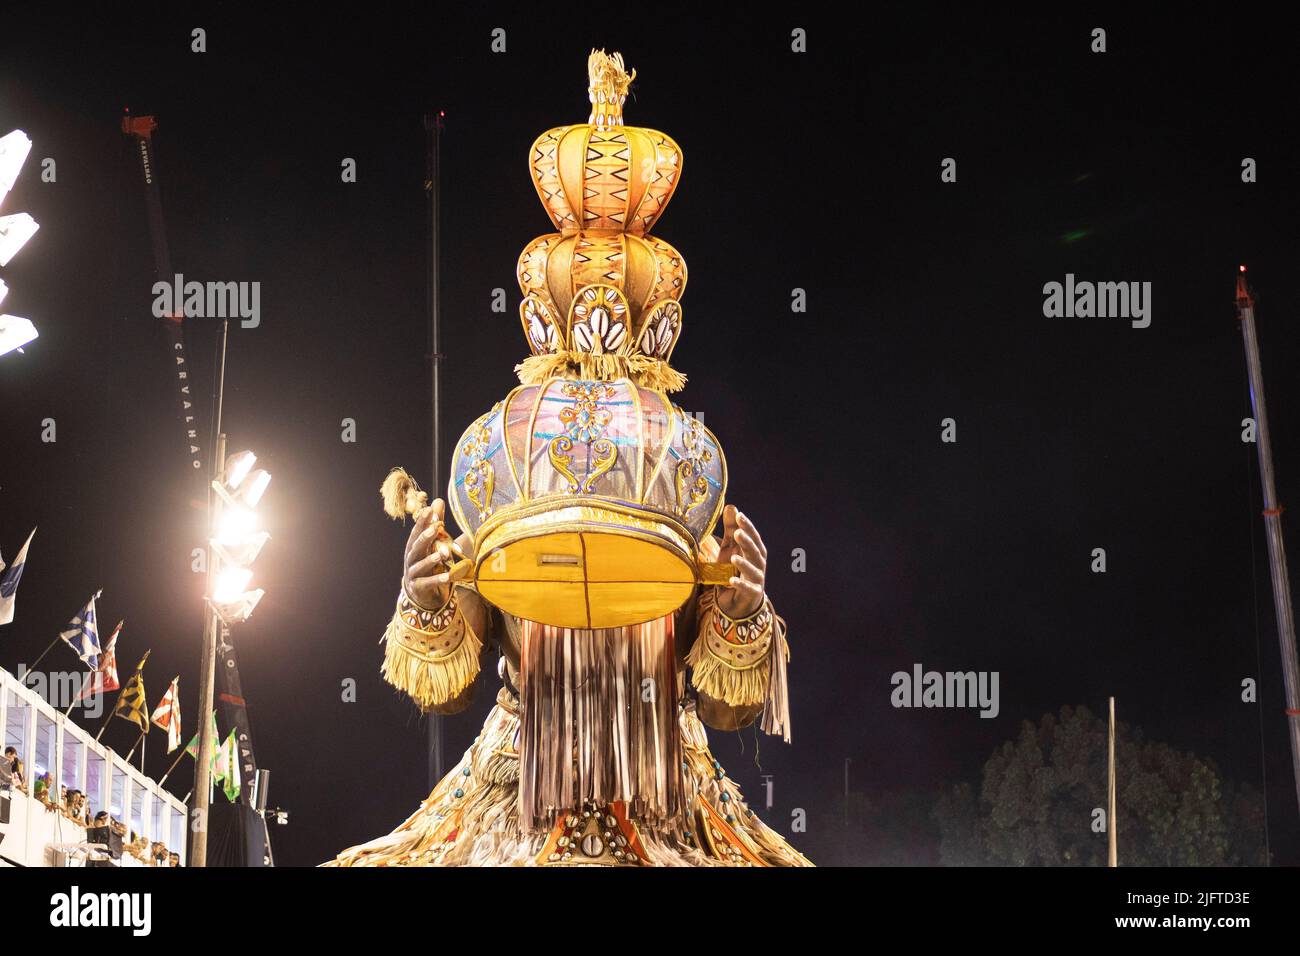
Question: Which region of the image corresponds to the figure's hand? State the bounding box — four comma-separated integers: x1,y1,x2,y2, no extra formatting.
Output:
403,499,455,610
715,504,766,618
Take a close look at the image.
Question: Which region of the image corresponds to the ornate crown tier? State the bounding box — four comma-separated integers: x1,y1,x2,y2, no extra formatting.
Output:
449,378,727,629
529,123,682,237
516,51,689,394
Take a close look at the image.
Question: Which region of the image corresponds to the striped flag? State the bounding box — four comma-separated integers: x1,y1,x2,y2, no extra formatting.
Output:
78,620,122,701
0,528,36,626
112,649,151,733
150,676,182,753
59,591,103,668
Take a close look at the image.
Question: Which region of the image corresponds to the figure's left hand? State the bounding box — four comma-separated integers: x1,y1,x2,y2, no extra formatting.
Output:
715,504,767,618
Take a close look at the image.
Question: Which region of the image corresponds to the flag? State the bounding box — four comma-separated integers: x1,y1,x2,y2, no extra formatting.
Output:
151,676,181,753
213,727,230,784
59,591,103,668
0,527,35,626
112,649,151,733
78,620,122,702
217,728,241,803
185,710,219,766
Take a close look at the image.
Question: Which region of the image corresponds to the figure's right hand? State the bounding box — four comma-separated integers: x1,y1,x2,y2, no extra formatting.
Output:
403,499,454,610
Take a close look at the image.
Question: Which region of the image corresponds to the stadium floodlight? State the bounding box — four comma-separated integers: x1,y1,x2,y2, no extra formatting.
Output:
224,450,257,490
206,447,271,627
215,505,258,546
213,530,270,569
0,213,39,267
0,130,40,359
213,567,254,604
239,469,272,508
0,315,38,356
0,130,33,204
212,587,264,626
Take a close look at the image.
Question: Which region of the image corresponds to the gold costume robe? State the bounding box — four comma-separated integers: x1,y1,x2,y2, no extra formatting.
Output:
327,551,810,867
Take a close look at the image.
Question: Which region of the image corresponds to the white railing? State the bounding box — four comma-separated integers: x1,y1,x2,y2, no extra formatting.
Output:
0,666,187,867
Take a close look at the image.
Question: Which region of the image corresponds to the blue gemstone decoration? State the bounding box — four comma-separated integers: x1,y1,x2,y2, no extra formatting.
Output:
453,788,464,798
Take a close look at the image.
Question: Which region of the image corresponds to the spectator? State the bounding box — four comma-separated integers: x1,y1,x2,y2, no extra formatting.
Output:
169,851,180,867
87,812,116,869
2,747,21,790
33,771,51,805
65,788,86,822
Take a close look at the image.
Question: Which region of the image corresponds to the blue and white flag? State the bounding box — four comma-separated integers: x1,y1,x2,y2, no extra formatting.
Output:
59,590,102,668
0,527,35,626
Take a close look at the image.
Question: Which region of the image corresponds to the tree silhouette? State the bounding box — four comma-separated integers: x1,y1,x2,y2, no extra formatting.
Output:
934,704,1268,866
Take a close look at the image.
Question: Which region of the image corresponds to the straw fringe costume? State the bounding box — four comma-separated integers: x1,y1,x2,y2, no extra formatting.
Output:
326,52,810,868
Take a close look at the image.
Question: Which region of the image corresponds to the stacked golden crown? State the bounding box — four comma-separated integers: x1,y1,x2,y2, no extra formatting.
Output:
328,51,809,867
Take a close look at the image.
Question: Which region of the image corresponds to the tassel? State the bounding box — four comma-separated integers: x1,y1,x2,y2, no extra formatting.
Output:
380,467,428,520
760,616,792,744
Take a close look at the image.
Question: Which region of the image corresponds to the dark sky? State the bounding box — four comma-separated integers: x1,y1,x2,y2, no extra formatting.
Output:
2,8,1299,865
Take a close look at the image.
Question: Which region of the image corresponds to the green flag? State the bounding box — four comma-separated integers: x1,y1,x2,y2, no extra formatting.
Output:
184,710,219,767
217,728,241,803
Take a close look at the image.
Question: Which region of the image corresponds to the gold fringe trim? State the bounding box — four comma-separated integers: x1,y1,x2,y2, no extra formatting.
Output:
761,618,792,744
686,638,771,708
687,595,793,742
380,467,428,519
326,695,813,867
380,612,483,712
515,351,687,393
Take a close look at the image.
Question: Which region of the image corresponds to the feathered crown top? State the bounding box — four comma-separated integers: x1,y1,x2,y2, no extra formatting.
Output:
586,50,636,129
515,50,688,393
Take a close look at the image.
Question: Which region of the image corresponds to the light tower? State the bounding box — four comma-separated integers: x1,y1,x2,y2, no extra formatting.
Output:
191,439,271,866
0,129,40,357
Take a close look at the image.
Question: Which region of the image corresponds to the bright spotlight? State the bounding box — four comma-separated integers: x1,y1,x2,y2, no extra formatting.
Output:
213,587,264,625
0,315,38,356
213,567,253,604
0,213,39,267
0,130,33,204
225,450,257,489
0,130,39,358
216,506,258,545
214,530,270,569
240,469,271,507
207,445,270,627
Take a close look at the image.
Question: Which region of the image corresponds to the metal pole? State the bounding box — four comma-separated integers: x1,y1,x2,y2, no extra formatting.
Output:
843,758,850,825
158,746,186,788
1107,696,1117,867
424,110,445,791
1237,268,1300,821
192,319,230,867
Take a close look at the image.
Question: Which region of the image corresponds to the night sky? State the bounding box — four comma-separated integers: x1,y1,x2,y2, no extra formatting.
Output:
2,9,1299,866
